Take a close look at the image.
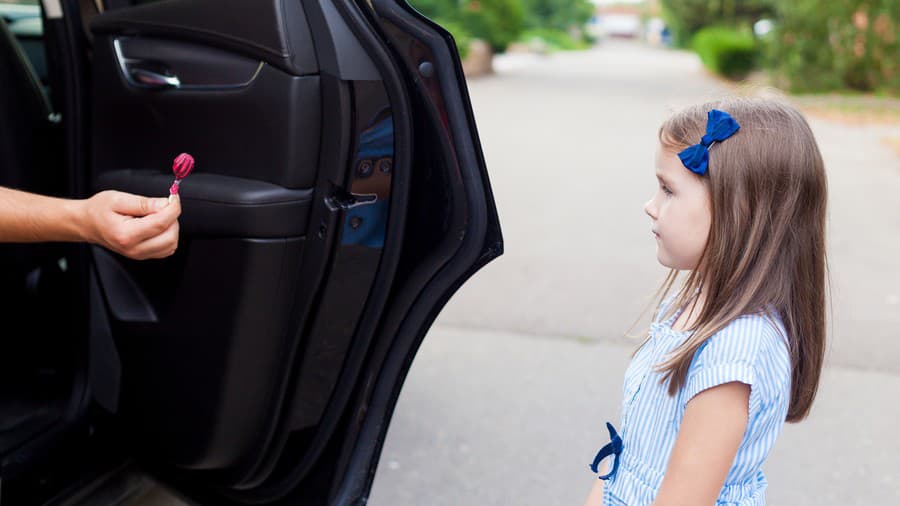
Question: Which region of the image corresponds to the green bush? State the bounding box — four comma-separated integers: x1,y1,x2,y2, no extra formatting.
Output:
408,0,524,53
520,0,595,33
412,0,601,56
520,28,591,51
409,0,457,21
764,0,899,94
434,18,474,59
692,26,758,79
460,0,525,53
660,0,773,48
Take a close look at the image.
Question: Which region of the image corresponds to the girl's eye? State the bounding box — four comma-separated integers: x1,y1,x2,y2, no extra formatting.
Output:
661,185,673,196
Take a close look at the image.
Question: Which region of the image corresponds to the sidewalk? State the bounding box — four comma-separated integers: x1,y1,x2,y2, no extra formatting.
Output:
370,325,900,505
371,41,900,505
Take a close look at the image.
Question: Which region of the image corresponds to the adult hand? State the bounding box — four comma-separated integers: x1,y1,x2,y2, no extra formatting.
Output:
81,190,182,260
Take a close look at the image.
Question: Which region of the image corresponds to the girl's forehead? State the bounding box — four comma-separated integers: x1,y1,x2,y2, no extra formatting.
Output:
655,146,687,179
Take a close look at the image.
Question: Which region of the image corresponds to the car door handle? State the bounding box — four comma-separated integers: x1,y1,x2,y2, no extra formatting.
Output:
113,39,181,89
129,67,181,88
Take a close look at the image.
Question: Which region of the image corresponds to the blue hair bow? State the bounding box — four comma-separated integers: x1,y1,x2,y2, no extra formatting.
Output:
677,109,740,176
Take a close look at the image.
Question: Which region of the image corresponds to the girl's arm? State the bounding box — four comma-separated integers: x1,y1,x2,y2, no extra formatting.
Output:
651,381,750,506
583,461,606,506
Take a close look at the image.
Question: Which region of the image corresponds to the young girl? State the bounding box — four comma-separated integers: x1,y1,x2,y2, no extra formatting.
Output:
584,97,827,506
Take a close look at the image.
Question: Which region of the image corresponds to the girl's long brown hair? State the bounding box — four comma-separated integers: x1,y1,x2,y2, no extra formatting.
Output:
651,97,828,423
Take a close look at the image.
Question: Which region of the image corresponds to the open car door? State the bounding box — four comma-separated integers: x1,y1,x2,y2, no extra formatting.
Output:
44,0,501,503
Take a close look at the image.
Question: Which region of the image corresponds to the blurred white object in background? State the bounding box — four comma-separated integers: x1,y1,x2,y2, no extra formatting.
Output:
645,17,666,45
754,19,775,37
596,13,641,38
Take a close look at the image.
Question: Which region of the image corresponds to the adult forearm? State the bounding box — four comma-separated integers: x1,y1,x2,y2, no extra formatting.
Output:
0,186,86,243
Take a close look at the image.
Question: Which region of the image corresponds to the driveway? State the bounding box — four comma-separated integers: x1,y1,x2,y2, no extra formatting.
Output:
370,41,900,506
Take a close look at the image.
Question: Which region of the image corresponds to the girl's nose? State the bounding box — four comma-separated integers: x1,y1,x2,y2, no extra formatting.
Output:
644,199,657,219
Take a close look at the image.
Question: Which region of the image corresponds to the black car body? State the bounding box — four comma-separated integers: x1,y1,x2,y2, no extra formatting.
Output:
0,0,501,503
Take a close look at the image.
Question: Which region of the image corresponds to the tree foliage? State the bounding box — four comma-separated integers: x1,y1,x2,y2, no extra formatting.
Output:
658,0,772,47
765,0,899,93
520,0,595,32
409,0,594,53
460,0,525,53
660,0,898,93
410,0,523,53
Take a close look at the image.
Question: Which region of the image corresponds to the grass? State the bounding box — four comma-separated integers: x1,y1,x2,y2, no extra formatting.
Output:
731,73,900,126
518,28,592,53
790,93,900,125
729,80,900,156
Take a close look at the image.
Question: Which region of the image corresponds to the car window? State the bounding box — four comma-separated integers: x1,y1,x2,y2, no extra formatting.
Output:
0,0,46,83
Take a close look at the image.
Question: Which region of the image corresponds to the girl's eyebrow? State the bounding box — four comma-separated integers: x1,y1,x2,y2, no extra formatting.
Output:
656,173,672,186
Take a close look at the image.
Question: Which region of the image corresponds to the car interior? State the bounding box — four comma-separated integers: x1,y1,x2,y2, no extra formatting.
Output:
0,0,426,498
0,0,82,479
0,0,407,501
0,0,500,502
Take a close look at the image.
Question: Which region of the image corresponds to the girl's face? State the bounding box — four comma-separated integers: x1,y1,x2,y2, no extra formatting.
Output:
644,143,712,270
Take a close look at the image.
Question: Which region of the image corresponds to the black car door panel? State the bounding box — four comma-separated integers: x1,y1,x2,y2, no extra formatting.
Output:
96,170,314,238
89,0,319,76
86,0,405,492
72,0,502,503
91,38,322,189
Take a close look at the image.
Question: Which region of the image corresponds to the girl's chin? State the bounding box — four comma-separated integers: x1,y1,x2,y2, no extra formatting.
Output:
655,250,682,270
656,251,671,268
657,253,698,271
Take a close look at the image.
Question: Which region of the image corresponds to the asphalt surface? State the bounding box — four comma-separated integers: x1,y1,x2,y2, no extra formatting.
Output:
369,41,900,505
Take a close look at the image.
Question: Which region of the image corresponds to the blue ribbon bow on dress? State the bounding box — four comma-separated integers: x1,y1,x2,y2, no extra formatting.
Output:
677,109,740,176
589,422,623,480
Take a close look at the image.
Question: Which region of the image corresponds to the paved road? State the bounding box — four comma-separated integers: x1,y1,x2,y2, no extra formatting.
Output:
369,41,900,505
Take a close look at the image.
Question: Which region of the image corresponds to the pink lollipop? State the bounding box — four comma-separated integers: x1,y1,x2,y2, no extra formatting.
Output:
168,153,194,201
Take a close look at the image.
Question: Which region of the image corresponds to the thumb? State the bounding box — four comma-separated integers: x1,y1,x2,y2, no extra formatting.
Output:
112,192,170,217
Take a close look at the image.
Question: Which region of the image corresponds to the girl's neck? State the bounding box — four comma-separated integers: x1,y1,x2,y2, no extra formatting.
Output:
672,287,706,332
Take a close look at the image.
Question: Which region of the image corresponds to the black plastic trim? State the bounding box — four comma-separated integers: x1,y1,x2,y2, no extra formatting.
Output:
205,0,415,499
92,246,159,323
89,0,319,77
330,0,503,503
96,170,314,238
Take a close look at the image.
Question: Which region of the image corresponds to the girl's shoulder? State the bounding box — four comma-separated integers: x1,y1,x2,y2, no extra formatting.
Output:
697,311,788,359
693,311,792,388
653,294,791,383
682,311,792,412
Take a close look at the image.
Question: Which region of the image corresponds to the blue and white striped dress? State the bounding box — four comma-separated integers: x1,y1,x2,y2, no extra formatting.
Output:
603,297,792,505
